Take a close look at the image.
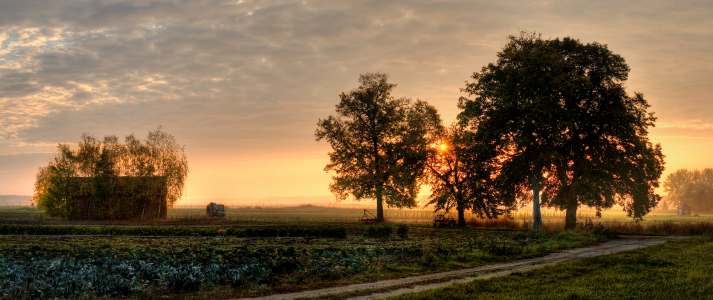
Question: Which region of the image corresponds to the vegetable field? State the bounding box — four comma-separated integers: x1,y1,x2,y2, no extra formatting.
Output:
0,205,706,299
0,226,607,299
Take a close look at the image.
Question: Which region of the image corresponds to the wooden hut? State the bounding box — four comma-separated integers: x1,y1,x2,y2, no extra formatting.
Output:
677,204,691,216
71,176,168,220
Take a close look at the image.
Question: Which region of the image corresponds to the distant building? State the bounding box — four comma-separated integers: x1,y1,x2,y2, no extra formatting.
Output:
71,176,168,220
677,204,691,216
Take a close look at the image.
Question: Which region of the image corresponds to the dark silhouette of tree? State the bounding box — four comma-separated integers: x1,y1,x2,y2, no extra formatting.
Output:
459,31,664,230
423,124,514,226
316,73,442,220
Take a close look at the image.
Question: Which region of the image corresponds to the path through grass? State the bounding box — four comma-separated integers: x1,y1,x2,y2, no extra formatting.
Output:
387,236,713,300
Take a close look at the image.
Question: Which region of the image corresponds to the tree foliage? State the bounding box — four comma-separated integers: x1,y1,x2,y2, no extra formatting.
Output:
664,169,713,211
423,124,514,225
33,127,189,219
315,73,442,219
458,31,664,229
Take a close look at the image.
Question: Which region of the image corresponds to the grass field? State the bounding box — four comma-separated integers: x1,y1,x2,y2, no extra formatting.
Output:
3,203,713,224
387,236,713,300
2,204,712,235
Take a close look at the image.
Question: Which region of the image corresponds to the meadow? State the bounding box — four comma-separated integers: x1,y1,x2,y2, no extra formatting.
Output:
387,236,713,300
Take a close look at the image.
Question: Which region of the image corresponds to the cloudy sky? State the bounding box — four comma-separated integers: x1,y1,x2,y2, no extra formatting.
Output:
1,0,712,203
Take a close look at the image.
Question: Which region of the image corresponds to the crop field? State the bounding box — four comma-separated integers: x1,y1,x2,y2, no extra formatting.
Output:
0,204,615,300
0,227,608,299
0,205,712,299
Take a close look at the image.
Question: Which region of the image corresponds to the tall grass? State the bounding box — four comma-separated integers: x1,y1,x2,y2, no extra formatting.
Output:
601,220,713,235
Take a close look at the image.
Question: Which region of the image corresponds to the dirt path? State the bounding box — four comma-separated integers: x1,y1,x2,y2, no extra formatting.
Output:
233,235,684,300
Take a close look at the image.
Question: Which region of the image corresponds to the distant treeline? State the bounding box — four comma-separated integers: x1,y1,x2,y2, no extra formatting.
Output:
0,195,32,204
664,169,713,211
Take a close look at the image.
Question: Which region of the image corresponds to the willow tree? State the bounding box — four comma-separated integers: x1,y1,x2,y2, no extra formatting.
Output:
34,127,189,219
316,73,442,220
459,31,664,230
423,124,514,226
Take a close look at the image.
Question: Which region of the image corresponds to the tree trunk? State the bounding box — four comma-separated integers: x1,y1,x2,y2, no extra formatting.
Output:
457,207,466,226
376,185,384,221
564,200,578,230
530,175,542,231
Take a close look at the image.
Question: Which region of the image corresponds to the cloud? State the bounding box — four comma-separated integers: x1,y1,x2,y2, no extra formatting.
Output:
0,0,712,197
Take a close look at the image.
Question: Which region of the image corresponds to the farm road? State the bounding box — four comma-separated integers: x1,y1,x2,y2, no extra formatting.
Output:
234,235,684,300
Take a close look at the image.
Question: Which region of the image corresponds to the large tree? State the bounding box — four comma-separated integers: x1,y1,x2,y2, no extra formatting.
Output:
423,124,514,226
459,32,664,230
316,73,442,220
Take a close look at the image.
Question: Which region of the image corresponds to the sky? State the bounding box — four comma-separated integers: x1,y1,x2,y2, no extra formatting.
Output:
0,0,712,204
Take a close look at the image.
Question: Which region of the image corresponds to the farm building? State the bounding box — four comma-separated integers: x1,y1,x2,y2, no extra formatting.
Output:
71,176,168,220
677,204,691,216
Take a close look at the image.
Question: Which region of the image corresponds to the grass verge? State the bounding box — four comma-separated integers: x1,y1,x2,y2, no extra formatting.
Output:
387,236,713,300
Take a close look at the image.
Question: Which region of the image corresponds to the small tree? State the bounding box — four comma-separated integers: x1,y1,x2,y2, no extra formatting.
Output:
316,73,442,219
423,124,514,226
34,144,78,218
663,169,693,207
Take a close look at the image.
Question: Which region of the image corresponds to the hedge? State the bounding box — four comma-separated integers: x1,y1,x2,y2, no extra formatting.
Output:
0,225,347,239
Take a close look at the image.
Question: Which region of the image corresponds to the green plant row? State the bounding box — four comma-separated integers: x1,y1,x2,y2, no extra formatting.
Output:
0,244,419,299
225,226,347,238
0,224,347,239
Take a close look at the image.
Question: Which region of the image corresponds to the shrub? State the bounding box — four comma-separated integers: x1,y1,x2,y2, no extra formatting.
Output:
0,225,347,239
396,224,409,238
364,224,392,239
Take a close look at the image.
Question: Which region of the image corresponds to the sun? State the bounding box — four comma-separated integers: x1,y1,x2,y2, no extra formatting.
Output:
439,143,448,152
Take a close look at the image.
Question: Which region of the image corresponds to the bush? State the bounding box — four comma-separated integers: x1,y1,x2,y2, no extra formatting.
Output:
364,224,392,239
397,224,409,238
0,225,347,239
225,226,347,239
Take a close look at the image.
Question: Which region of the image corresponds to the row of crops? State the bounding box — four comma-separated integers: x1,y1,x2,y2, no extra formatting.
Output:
0,224,347,238
0,245,425,299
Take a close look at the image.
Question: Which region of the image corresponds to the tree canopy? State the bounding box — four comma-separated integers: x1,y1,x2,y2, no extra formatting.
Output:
423,124,514,226
315,73,442,219
34,127,189,219
458,31,664,229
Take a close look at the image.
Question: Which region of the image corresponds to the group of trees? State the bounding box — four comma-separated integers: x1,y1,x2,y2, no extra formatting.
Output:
317,32,665,229
664,169,713,211
33,127,189,219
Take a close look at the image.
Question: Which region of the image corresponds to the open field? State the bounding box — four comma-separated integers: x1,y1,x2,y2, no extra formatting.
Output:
387,236,713,300
2,204,713,233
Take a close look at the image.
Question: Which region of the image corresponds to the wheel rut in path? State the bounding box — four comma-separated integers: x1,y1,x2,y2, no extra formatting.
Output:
233,235,685,300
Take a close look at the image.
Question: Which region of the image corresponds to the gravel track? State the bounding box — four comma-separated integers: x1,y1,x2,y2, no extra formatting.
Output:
233,235,684,300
